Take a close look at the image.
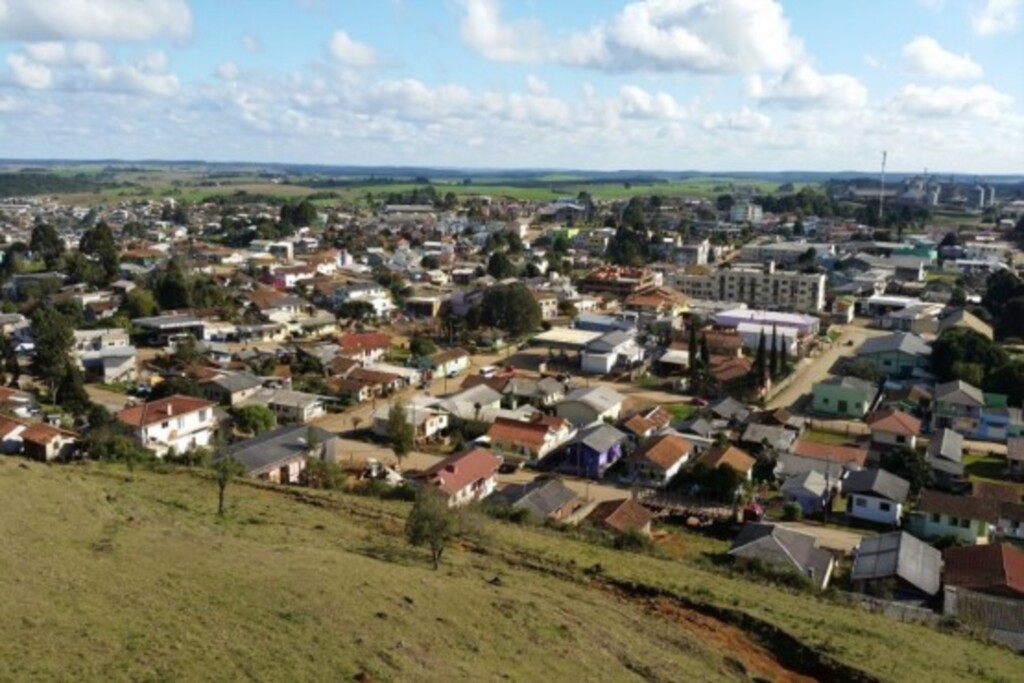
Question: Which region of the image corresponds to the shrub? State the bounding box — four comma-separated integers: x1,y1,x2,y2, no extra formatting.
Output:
781,501,803,521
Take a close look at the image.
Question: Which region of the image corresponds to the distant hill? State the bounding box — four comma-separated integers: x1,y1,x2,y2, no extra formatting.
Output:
0,459,1018,682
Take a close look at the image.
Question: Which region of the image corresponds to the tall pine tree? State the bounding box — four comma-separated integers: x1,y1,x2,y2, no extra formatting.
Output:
769,325,779,379
754,331,768,387
687,323,700,392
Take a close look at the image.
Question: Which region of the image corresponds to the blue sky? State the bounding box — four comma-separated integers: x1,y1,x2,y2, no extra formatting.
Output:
0,0,1021,172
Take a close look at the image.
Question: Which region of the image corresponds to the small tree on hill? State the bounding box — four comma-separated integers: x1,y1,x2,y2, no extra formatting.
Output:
405,487,455,570
213,456,246,517
387,401,415,470
230,405,276,436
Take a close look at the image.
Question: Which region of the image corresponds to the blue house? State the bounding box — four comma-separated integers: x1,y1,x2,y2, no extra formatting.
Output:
560,423,627,479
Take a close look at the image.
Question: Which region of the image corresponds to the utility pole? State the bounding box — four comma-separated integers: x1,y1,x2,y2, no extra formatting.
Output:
878,150,887,227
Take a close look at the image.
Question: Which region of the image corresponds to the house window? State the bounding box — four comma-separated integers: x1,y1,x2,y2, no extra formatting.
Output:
161,421,169,429
950,517,959,526
895,435,906,444
822,397,829,404
855,497,866,508
960,518,970,529
883,359,892,366
879,502,891,512
931,513,940,523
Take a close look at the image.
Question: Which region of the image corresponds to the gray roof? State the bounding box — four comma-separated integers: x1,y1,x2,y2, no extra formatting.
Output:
587,330,633,353
740,423,796,452
851,531,941,596
927,428,964,463
677,417,715,438
858,332,931,358
709,396,751,423
210,373,263,393
486,479,577,520
781,470,828,497
843,468,910,503
561,386,625,413
776,452,856,480
934,380,984,407
132,314,203,329
729,523,834,588
816,375,877,395
578,423,627,453
218,424,334,475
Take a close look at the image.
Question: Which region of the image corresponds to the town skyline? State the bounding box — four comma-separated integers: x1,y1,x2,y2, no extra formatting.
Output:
0,0,1021,173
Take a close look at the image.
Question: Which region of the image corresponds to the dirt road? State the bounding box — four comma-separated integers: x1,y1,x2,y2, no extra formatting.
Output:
767,324,887,411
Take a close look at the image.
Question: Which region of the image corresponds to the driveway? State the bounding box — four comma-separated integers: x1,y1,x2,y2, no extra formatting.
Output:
767,323,887,411
85,385,133,413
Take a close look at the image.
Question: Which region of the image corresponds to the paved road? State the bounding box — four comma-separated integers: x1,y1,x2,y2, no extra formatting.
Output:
767,324,887,411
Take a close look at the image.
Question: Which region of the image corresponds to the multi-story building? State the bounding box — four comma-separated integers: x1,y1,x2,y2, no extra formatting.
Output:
739,242,835,265
672,262,826,313
730,202,763,224
116,394,217,458
577,266,659,298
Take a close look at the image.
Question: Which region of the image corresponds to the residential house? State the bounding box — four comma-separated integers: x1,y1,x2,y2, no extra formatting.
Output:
555,386,625,426
371,400,449,442
337,332,391,365
204,373,263,406
242,388,326,424
909,490,997,545
740,423,796,453
708,396,751,425
560,422,628,479
421,447,501,507
580,330,644,375
116,394,217,458
856,332,932,380
729,523,836,589
926,428,965,488
485,479,579,522
218,425,335,484
486,415,573,463
621,406,673,440
843,468,910,526
850,532,941,601
584,498,654,536
79,346,138,384
501,376,566,409
775,439,868,480
933,380,985,436
811,376,878,418
697,444,756,481
944,544,1024,600
629,433,693,487
532,291,559,320
867,408,921,450
781,470,829,515
428,347,471,378
0,418,78,461
937,309,994,340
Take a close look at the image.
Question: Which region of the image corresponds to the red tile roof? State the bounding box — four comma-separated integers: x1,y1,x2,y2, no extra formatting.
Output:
792,439,868,466
635,434,692,470
116,395,215,428
337,332,392,353
698,445,756,474
867,408,921,436
21,422,74,446
423,447,501,498
487,418,550,450
943,544,1024,598
585,498,654,534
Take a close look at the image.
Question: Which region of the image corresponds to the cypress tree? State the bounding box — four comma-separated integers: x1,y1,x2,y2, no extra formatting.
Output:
754,331,767,386
769,325,779,379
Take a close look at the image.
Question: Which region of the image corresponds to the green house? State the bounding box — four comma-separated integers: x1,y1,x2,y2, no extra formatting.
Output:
811,376,878,417
856,332,931,379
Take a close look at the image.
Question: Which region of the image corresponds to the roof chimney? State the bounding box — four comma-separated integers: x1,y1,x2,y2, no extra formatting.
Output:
166,404,173,416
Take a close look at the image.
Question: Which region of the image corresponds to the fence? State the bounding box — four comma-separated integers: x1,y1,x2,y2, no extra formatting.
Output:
834,591,941,626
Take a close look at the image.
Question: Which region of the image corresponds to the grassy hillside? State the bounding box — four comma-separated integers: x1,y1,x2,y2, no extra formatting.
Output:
0,459,1018,682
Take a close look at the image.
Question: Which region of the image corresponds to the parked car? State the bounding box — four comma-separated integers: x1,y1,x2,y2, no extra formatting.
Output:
689,397,709,407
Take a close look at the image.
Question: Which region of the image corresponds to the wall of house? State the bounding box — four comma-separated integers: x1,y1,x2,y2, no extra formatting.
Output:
915,512,989,544
812,386,870,417
448,475,497,507
581,352,616,375
139,409,215,457
847,494,902,525
871,430,917,450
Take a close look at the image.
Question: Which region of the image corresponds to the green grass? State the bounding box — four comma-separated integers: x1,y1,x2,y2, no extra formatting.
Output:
963,452,1011,481
665,403,697,421
802,429,859,446
3,460,1020,683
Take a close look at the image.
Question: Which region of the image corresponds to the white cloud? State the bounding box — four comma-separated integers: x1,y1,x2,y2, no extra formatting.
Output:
891,84,1013,118
619,85,691,120
328,30,376,67
971,0,1024,36
217,62,239,81
749,64,867,109
701,107,770,131
0,0,192,42
903,36,982,79
524,75,548,95
241,34,264,53
6,54,53,89
459,0,803,74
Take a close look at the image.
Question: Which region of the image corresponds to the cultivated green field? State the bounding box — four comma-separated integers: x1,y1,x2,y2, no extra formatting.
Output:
1,459,1019,682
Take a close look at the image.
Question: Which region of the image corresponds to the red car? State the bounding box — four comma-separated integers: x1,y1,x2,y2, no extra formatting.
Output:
689,397,709,407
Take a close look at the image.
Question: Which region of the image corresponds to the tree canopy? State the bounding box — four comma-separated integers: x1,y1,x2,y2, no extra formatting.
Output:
30,223,64,270
405,486,455,570
476,283,542,337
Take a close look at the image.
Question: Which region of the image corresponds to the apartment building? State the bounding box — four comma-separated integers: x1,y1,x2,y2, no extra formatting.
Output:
672,262,826,313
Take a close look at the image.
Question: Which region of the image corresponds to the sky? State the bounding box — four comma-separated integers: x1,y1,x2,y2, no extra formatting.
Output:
0,0,1021,173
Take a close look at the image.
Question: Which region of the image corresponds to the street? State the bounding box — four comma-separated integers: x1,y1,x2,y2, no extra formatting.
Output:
767,323,886,411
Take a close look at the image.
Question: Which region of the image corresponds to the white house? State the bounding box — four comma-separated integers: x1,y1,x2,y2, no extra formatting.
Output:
429,348,472,377
241,388,326,424
371,398,449,442
421,447,502,507
580,331,644,375
116,394,218,458
867,409,922,450
843,468,910,526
